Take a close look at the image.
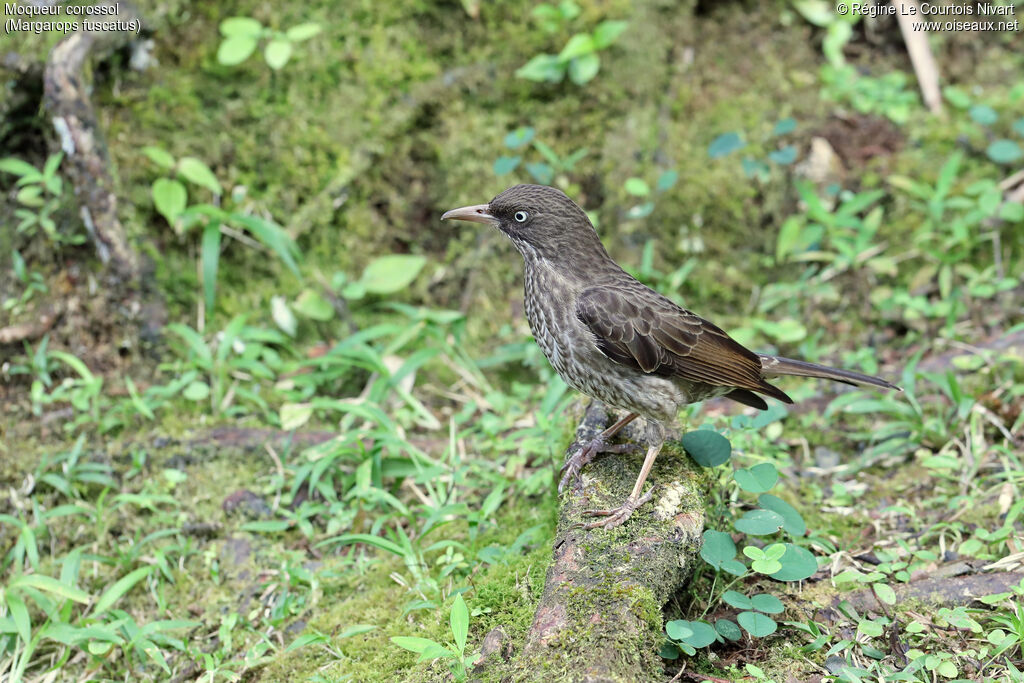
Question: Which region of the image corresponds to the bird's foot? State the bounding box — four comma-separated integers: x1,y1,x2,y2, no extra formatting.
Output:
575,488,655,530
558,438,640,493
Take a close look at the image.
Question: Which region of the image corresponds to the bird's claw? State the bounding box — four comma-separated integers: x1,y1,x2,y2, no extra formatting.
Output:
558,438,641,494
558,437,603,493
574,487,655,530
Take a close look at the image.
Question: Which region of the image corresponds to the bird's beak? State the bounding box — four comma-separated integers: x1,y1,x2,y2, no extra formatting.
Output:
440,204,497,225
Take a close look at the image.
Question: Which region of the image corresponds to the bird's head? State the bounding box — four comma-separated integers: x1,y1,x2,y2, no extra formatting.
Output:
441,184,606,262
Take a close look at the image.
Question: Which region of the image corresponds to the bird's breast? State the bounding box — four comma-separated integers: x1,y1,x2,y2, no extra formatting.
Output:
521,259,691,424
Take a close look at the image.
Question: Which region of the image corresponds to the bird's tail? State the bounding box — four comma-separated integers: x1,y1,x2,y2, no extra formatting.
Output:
759,355,901,391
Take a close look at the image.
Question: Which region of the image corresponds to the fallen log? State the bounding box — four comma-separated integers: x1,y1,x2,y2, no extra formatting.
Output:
486,402,707,682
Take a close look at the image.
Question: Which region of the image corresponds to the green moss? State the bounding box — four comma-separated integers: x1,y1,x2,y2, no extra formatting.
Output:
261,495,558,682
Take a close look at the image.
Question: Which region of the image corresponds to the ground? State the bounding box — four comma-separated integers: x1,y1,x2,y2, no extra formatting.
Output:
1,0,1023,681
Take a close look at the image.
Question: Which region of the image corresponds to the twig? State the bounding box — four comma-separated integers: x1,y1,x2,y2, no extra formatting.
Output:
893,0,943,115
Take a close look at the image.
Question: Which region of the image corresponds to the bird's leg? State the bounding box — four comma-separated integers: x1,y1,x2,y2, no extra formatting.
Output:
558,412,640,493
578,441,662,529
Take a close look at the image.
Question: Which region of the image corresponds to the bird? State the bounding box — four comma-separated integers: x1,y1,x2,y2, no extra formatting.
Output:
442,184,900,529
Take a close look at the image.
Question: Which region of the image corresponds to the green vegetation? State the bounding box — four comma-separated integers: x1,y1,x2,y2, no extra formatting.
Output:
2,0,1023,681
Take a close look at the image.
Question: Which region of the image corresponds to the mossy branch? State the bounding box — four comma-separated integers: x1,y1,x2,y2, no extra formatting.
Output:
486,402,706,682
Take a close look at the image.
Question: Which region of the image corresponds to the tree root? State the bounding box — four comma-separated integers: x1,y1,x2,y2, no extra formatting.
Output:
42,1,143,282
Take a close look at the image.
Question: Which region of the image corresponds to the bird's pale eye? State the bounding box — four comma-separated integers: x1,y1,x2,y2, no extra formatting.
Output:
514,211,528,223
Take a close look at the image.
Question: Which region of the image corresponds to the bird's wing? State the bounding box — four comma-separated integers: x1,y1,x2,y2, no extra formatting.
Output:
575,285,792,403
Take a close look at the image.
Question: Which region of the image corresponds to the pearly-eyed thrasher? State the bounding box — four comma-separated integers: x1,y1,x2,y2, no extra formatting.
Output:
442,184,899,529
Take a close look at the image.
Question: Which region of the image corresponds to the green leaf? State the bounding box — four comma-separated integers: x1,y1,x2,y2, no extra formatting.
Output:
769,543,818,581
525,162,554,185
721,559,747,576
285,23,321,42
391,635,442,654
182,381,210,401
987,139,1023,164
734,509,784,535
592,20,628,48
94,566,154,616
568,53,600,85
707,132,745,159
1013,117,1024,137
504,127,535,149
857,619,883,637
656,170,678,192
699,529,737,569
681,430,731,467
220,17,262,37
239,520,292,532
177,157,221,195
494,156,521,175
515,54,564,83
874,583,896,605
775,216,804,261
624,177,650,197
791,0,833,26
265,40,293,70
450,594,468,655
714,618,742,641
768,145,798,165
0,157,41,178
558,0,581,20
271,296,297,336
359,254,427,295
772,117,797,136
231,213,302,276
6,592,30,643
968,104,998,126
1000,202,1024,222
9,574,90,604
665,620,693,641
293,288,334,321
152,178,187,224
201,221,221,312
280,402,313,431
558,33,595,61
338,624,377,639
218,36,259,66
737,611,777,637
319,533,406,556
733,463,779,493
943,85,971,109
142,146,175,169
722,590,752,610
751,593,784,614
680,620,717,648
757,494,807,537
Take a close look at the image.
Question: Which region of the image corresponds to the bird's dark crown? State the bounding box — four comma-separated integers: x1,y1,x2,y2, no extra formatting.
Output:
487,184,603,257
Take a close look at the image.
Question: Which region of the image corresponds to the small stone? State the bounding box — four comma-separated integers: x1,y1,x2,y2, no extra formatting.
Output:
475,625,511,668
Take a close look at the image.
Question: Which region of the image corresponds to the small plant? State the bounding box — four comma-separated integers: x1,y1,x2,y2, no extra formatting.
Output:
0,152,82,245
143,147,222,226
661,431,817,658
391,593,477,680
516,6,627,86
821,66,919,124
494,126,588,186
216,17,322,70
707,117,801,181
790,0,859,68
143,147,302,312
2,250,48,315
621,169,678,219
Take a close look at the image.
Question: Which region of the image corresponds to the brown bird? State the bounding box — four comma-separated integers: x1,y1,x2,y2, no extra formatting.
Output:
442,185,899,529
